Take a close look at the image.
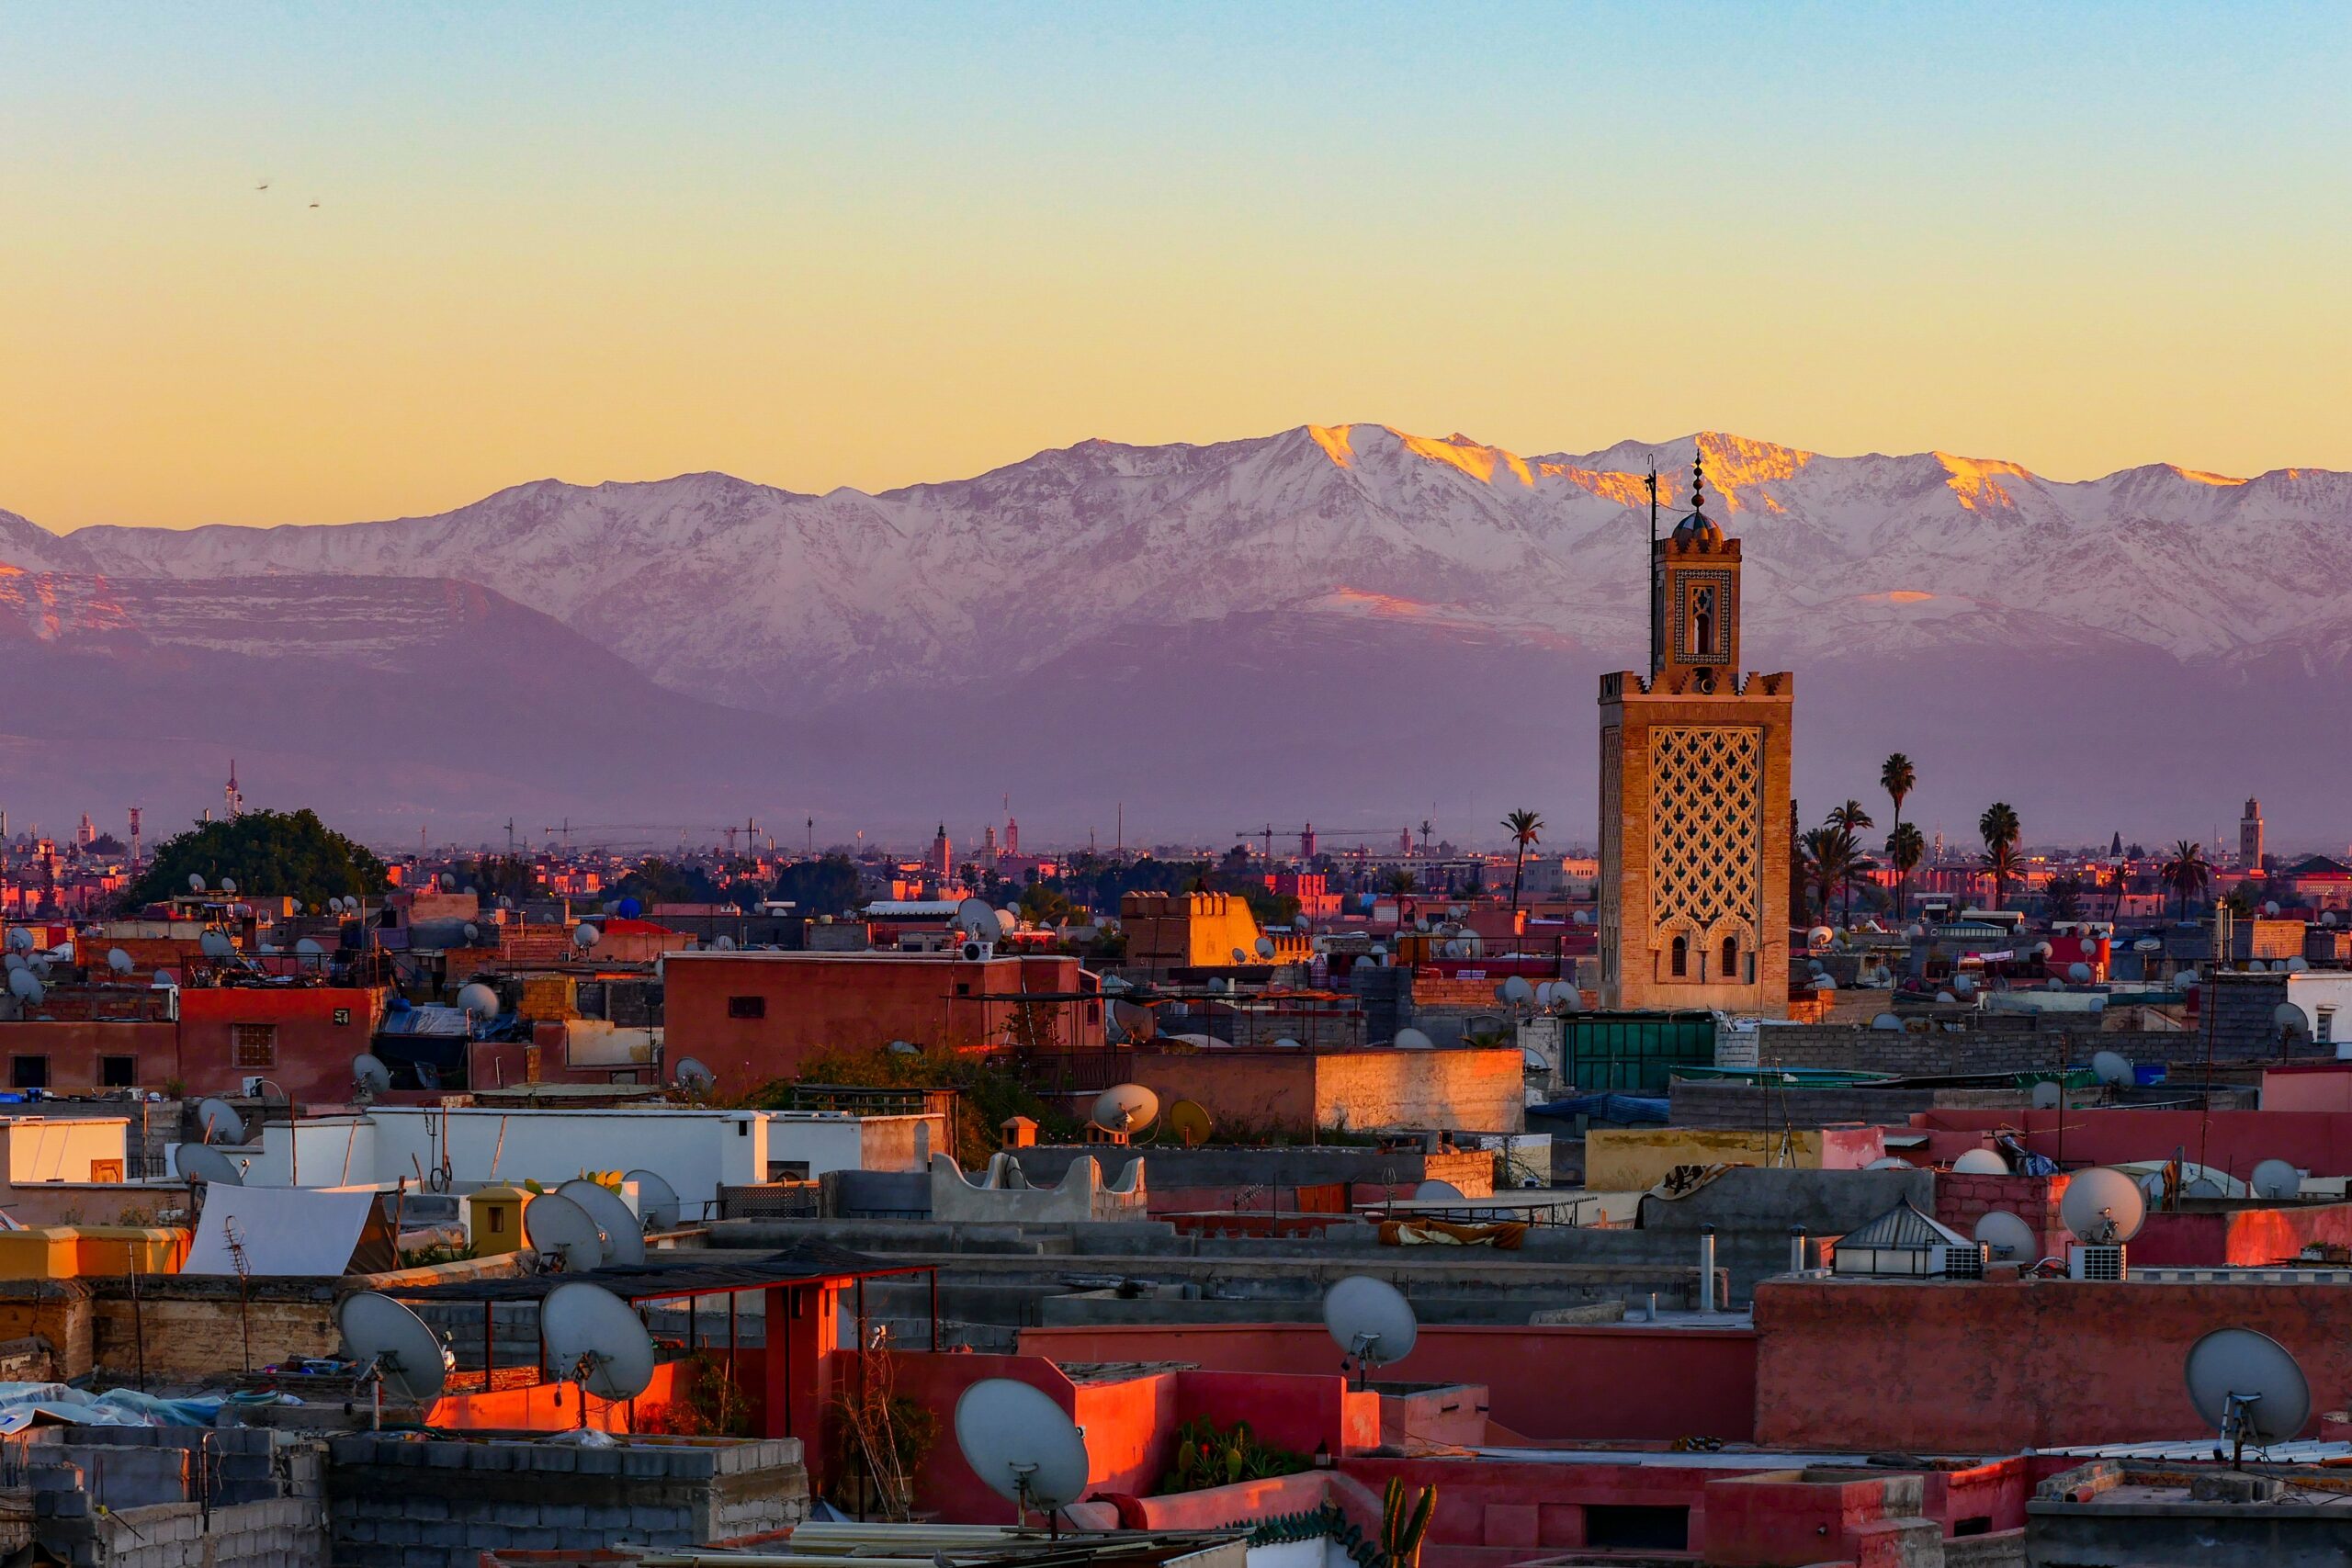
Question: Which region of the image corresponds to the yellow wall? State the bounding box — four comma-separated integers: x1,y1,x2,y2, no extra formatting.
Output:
1584,1126,1830,1191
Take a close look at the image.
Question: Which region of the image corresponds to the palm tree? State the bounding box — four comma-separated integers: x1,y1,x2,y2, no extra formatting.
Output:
2160,840,2211,920
1825,803,1874,923
1802,825,1858,925
1501,809,1544,936
1977,802,2021,910
1880,753,1916,917
1886,822,1924,919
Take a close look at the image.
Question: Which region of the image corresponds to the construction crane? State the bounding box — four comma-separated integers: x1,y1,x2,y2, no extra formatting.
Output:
1236,824,1405,863
537,818,760,852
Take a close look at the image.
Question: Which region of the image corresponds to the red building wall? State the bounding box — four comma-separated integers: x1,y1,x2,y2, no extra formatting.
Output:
663,953,1093,1088
1914,1106,2352,1179
1755,1275,2352,1451
175,987,384,1102
0,1021,176,1093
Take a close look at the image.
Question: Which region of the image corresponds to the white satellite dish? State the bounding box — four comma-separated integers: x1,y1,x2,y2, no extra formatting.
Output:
1503,975,1534,1004
2186,1327,2312,1460
2276,1004,2312,1045
106,947,134,975
996,908,1018,935
1952,1149,2009,1175
2031,1080,2063,1110
463,922,480,943
199,930,234,959
5,969,35,1001
2091,1051,2133,1087
2250,1158,2303,1201
572,923,600,950
1256,936,1276,960
1323,1275,1419,1386
672,1056,716,1095
2066,961,2092,983
174,1143,243,1186
457,982,501,1019
1394,1028,1434,1051
2264,899,2282,918
1231,946,1249,964
188,874,207,892
953,1378,1092,1522
1864,1156,1915,1170
712,935,737,951
522,1192,605,1272
219,877,237,896
294,938,323,959
625,1168,682,1232
336,1292,448,1405
1871,1013,1903,1031
352,1054,392,1095
541,1281,656,1404
196,1097,248,1145
1533,981,1554,1005
2287,955,2311,972
1091,1083,1159,1135
558,1179,648,1266
2061,1168,2147,1244
1272,1036,1303,1049
1973,1210,2039,1261
1412,1179,1465,1201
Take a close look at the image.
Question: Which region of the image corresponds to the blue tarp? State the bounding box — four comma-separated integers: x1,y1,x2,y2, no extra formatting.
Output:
1528,1093,1671,1124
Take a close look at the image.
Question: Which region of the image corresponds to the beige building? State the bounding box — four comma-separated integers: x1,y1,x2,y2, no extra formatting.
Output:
1599,454,1794,1016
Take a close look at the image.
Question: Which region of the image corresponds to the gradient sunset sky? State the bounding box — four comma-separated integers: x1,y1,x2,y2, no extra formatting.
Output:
4,1,2346,531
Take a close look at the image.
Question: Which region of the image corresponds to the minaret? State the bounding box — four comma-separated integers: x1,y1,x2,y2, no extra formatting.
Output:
225,760,243,819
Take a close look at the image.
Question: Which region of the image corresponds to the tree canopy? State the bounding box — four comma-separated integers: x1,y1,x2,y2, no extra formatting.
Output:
124,809,388,910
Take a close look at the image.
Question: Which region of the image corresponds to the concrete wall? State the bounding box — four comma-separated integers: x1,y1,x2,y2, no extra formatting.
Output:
1,1119,130,1184
1116,1048,1524,1137
324,1434,808,1568
1584,1124,1885,1191
928,1153,1147,1223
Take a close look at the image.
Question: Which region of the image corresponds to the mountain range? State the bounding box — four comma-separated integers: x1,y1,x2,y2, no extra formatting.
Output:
4,425,2346,852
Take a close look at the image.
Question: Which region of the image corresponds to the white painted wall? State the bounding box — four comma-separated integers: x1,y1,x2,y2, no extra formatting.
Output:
2284,973,2352,1048
4,1117,129,1182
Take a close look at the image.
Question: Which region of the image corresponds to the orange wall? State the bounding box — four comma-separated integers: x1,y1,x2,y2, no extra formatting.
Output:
1756,1276,2352,1451
0,1021,175,1092
428,1359,685,1431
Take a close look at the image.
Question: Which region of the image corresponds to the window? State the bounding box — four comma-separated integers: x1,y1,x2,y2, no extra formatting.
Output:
233,1023,276,1068
2319,1007,2336,1045
955,982,972,998
1583,1506,1689,1552
1690,583,1715,656
1669,936,1688,977
10,1056,49,1090
726,995,766,1021
487,1208,505,1235
1722,936,1739,980
99,1055,137,1089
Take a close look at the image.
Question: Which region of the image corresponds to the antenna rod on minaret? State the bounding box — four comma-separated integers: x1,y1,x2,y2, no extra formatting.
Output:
1645,456,1661,678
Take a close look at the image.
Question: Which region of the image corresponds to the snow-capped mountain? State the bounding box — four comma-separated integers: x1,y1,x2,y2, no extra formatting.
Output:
6,425,2350,842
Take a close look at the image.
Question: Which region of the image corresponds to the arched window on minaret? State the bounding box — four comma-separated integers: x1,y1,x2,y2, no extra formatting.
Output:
1691,584,1716,657
1670,935,1689,977
1722,933,1739,979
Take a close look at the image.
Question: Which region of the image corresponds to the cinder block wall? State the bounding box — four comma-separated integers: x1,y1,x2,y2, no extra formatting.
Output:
323,1435,808,1568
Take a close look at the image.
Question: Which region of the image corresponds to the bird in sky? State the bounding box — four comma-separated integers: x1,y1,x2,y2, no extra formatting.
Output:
308,200,321,209
254,180,269,191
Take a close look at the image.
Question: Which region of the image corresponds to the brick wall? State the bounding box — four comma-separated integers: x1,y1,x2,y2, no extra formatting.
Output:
1930,1172,2071,1263
1722,1022,2230,1077
88,1283,336,1381
1314,1049,1525,1134
0,1282,92,1378
324,1434,807,1568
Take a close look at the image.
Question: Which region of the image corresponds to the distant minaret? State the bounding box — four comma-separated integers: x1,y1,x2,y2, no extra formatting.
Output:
225,760,243,819
1004,815,1019,857
2239,798,2264,870
931,822,952,878
128,807,141,867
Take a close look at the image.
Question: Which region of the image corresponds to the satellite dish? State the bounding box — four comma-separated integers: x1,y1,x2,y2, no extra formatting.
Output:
996,908,1018,935
174,1143,243,1186
294,938,323,958
712,935,737,951
1167,1100,1213,1147
2031,1080,2063,1110
458,982,501,1019
2288,955,2312,972
1394,1028,1434,1051
1871,1013,1903,1031
953,1378,1092,1520
441,874,457,892
2061,1167,2147,1243
1231,946,1249,964
1533,981,1555,1005
1953,973,1976,996
352,1054,392,1095
1864,1156,1915,1170
572,923,600,951
625,1168,682,1231
1256,936,1276,959
956,898,996,939
522,1192,605,1272
2250,1158,2303,1201
1952,1149,2008,1175
1090,1084,1159,1135
188,874,207,892
541,1281,656,1403
2264,900,2282,918
197,1097,248,1145
558,1179,648,1266
107,947,134,974
1413,1179,1465,1201
219,877,237,896
2066,962,2092,983
2276,1004,2312,1045
886,1039,920,1055
1974,1210,2039,1261
672,1056,716,1095
463,922,480,943
2186,1327,2312,1457
2091,1051,2133,1087
1503,975,1534,1004
414,1061,443,1091
1323,1275,1419,1384
336,1292,448,1404
1272,1035,1302,1049
3,954,22,974
199,930,233,959
5,969,35,1001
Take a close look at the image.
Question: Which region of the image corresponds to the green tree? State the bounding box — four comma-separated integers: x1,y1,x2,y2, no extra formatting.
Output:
1501,808,1544,936
1880,753,1916,918
1885,822,1925,919
771,853,864,917
2161,840,2211,920
123,809,387,912
1977,802,2021,910
1825,803,1874,923
1802,825,1858,926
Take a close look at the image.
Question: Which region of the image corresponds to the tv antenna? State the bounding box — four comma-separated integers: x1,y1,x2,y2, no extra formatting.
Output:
952,1377,1091,1534
1323,1274,1419,1390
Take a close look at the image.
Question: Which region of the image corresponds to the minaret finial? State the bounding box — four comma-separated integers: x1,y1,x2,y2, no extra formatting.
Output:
1690,448,1706,528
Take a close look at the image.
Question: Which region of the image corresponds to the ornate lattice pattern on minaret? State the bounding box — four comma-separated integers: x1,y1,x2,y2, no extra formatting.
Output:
1648,725,1762,940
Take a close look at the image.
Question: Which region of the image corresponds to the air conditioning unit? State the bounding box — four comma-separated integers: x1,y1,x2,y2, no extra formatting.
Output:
1935,1242,1989,1280
241,1076,266,1098
2068,1243,2128,1281
958,940,995,962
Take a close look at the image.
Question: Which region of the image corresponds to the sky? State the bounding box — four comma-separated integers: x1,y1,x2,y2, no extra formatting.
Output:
3,1,2348,531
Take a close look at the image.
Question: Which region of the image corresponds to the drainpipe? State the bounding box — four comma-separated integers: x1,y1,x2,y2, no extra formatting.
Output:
1790,1224,1808,1276
1699,1224,1717,1314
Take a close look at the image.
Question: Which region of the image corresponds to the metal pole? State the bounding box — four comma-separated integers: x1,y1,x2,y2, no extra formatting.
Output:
1699,1225,1717,1314
1789,1224,1807,1276
483,1300,493,1390
929,1269,940,1351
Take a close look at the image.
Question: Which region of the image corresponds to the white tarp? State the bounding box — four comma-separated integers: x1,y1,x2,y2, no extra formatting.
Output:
183,1184,377,1276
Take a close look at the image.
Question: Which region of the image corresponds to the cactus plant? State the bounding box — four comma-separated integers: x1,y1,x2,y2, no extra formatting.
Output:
1379,1477,1436,1568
